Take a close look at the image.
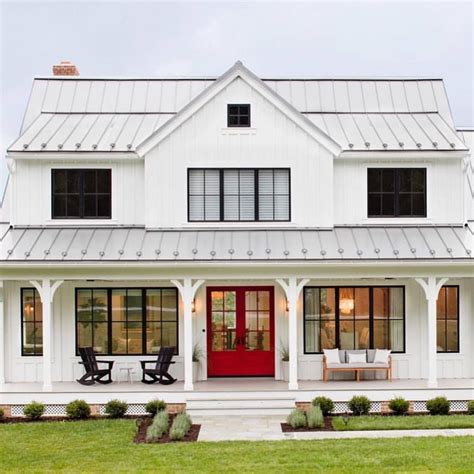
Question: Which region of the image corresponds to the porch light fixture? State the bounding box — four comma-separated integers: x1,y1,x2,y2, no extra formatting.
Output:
285,298,289,313
192,298,196,313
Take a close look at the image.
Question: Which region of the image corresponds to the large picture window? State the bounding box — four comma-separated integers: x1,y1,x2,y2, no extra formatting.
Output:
21,288,43,356
188,168,290,222
76,288,178,355
304,286,405,353
52,169,111,219
368,168,426,217
437,286,459,353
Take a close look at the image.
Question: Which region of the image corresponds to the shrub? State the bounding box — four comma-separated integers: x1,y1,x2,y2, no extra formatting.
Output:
388,397,410,416
348,396,371,416
145,399,166,416
286,409,307,429
307,405,324,429
312,396,334,416
66,400,91,419
467,400,474,415
146,410,169,442
104,399,128,419
426,396,450,416
0,407,4,419
170,412,192,441
23,401,45,420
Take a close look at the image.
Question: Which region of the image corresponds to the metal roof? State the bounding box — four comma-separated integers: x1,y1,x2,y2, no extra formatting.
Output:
1,226,471,263
9,69,465,153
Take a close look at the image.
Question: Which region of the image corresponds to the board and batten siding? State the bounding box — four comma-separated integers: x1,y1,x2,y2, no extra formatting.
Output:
144,77,334,229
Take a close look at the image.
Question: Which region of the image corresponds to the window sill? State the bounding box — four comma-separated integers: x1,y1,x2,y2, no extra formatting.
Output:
221,128,257,135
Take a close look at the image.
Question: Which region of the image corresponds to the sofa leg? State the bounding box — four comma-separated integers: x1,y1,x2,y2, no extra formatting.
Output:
356,370,360,382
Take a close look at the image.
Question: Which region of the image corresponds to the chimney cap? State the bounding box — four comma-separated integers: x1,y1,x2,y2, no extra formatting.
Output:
53,60,80,76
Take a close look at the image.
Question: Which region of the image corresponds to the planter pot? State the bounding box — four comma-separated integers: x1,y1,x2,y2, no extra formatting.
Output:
281,360,289,382
193,361,200,382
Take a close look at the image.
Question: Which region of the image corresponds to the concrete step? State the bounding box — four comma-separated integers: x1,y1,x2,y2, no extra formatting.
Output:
187,407,292,416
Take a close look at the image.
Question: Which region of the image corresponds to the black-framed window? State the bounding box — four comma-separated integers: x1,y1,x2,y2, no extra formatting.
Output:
52,169,111,219
188,168,290,222
437,286,459,353
21,288,43,356
76,288,178,355
227,104,250,127
368,168,426,217
304,286,405,354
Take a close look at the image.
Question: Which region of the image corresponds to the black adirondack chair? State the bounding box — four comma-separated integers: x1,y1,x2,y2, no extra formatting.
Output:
140,346,177,385
77,347,114,385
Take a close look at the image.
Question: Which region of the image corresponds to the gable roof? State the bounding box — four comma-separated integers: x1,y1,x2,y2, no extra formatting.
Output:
8,62,468,154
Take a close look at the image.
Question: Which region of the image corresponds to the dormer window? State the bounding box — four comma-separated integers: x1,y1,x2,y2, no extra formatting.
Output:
227,104,250,127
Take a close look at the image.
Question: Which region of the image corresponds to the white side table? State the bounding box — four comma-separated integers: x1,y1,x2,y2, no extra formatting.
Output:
119,367,135,384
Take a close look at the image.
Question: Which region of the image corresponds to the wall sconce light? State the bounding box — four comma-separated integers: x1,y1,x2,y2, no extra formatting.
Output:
285,298,289,313
191,298,196,314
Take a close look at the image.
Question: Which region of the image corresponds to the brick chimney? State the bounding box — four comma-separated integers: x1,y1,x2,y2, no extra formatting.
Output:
52,60,79,76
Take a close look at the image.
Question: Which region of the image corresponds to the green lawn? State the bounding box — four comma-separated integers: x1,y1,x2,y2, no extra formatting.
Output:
0,420,473,473
332,414,474,431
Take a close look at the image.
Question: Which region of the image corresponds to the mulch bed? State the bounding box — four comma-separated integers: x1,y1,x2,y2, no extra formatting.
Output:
281,416,334,432
134,415,201,444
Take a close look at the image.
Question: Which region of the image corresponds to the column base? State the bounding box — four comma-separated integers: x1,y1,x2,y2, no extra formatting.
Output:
427,379,438,388
42,383,53,392
288,382,299,391
184,382,194,391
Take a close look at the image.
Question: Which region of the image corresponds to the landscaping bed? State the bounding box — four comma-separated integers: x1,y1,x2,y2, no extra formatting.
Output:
134,414,200,443
281,416,334,432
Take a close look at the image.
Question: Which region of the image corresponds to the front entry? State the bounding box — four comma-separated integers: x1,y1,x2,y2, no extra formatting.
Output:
207,287,275,377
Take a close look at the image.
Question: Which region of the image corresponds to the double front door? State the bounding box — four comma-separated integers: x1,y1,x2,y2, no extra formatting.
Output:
207,287,275,377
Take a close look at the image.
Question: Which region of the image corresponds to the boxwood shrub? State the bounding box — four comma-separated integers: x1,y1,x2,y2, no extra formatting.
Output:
388,397,410,416
23,401,45,420
426,396,450,415
312,396,334,416
467,400,474,415
145,399,166,416
104,399,128,418
0,407,4,419
66,400,91,419
348,396,371,416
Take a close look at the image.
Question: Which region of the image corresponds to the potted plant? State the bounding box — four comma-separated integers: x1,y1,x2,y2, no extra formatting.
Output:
280,343,289,381
192,343,203,382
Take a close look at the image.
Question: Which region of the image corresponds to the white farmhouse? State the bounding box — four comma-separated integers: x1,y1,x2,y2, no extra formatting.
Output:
0,61,472,414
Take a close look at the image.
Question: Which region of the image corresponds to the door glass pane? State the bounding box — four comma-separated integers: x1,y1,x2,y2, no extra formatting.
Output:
224,291,236,311
212,292,224,310
225,311,236,330
246,312,257,330
247,331,269,351
258,312,270,330
212,312,224,331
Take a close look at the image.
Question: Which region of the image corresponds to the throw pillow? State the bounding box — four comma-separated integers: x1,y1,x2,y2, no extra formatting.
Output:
374,349,391,364
323,349,340,364
348,352,366,364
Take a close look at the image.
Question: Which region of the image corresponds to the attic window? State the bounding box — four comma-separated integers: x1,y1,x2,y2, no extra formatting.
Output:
227,104,250,127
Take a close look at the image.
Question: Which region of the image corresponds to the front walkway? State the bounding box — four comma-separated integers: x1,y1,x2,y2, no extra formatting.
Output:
194,415,474,441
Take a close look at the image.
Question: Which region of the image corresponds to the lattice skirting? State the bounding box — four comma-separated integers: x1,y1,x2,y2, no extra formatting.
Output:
10,403,149,417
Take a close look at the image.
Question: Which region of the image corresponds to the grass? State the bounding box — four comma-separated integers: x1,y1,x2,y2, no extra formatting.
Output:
0,419,473,473
332,414,474,431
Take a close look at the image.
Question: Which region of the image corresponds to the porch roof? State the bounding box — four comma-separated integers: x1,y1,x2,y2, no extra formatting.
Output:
0,225,471,263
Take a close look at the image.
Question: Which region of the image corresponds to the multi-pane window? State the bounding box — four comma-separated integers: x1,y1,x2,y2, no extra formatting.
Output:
52,169,111,219
304,287,405,353
437,286,459,353
76,288,178,355
227,104,250,127
368,168,426,217
188,168,290,222
21,289,43,356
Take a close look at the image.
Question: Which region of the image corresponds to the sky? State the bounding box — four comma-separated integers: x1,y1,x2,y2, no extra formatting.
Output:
0,0,473,189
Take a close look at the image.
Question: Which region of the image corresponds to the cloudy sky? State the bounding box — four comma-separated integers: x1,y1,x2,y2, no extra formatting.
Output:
0,1,472,188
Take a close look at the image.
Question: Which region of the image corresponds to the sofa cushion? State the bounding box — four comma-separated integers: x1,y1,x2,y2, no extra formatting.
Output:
345,349,366,363
374,349,391,364
338,350,346,364
326,362,389,369
348,352,366,364
323,348,340,364
367,349,376,363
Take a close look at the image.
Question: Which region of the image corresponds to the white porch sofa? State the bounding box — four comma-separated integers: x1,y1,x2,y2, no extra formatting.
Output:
322,349,392,382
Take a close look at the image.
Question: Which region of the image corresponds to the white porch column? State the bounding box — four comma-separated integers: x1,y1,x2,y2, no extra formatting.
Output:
171,279,205,391
415,276,448,388
276,278,309,390
0,282,5,387
30,279,64,392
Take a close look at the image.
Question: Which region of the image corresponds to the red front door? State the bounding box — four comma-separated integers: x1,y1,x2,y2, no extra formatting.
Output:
207,287,275,377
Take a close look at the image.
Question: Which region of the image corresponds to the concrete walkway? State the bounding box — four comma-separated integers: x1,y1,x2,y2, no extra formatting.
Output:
193,415,474,442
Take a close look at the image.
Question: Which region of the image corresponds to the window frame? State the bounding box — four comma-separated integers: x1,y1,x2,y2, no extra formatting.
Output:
367,168,427,218
74,287,179,356
21,288,43,356
187,168,291,222
51,168,112,220
303,286,406,354
227,104,251,127
436,285,460,353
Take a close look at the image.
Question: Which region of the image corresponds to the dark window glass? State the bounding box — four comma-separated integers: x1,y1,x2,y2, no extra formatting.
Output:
436,286,459,353
52,169,111,219
227,104,251,127
76,288,178,355
304,287,405,353
367,168,426,217
21,288,43,356
188,169,290,222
